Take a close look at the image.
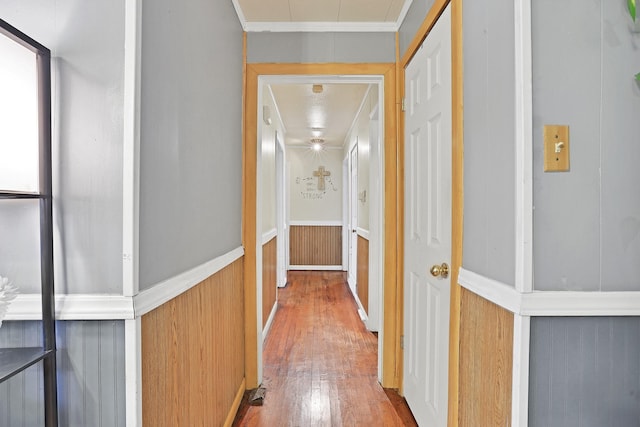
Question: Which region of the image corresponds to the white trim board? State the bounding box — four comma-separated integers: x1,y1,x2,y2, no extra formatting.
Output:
512,1,533,425
514,0,533,294
262,303,278,342
124,318,142,427
134,246,244,316
262,228,277,244
6,294,135,320
357,227,370,240
5,247,246,321
459,267,640,316
511,314,530,427
288,265,344,271
289,220,343,226
122,0,142,299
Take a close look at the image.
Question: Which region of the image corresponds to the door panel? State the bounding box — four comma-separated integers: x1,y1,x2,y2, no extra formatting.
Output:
403,4,452,426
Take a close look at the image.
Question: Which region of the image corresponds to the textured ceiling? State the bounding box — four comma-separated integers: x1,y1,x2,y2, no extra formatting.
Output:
233,0,413,31
269,83,370,148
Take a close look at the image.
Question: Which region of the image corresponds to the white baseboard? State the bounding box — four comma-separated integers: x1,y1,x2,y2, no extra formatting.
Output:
289,221,343,226
288,265,344,271
262,302,278,342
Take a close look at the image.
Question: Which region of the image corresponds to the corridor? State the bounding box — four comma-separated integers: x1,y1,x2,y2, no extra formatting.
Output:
234,271,417,426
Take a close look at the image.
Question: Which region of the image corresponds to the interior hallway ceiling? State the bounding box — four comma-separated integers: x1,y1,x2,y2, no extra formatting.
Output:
233,0,413,31
269,83,370,148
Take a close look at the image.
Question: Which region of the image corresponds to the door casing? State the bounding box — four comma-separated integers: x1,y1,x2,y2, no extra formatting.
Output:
242,62,400,389
399,0,464,424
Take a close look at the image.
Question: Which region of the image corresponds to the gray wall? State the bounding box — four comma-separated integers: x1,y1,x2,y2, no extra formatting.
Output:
139,0,244,289
460,0,517,285
529,317,640,427
529,3,640,425
0,1,126,294
247,32,395,63
0,321,126,427
398,0,436,57
400,0,517,286
532,0,640,292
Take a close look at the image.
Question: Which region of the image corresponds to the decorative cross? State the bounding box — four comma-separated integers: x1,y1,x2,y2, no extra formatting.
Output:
313,166,331,191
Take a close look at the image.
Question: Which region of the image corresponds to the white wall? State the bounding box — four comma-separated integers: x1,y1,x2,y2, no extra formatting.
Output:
344,86,379,232
288,146,343,222
261,86,285,233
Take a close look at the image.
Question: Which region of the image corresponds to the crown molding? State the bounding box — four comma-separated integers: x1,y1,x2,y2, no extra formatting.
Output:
243,21,399,33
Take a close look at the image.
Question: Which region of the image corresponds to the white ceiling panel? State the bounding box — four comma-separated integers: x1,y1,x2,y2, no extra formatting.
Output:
289,0,341,22
236,0,291,21
385,0,406,21
338,0,395,22
269,83,370,148
233,0,413,31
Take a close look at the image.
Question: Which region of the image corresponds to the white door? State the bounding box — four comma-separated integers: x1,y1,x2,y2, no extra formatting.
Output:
348,144,358,294
403,4,452,426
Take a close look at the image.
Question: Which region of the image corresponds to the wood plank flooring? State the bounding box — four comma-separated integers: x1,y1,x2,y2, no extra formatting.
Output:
234,271,417,426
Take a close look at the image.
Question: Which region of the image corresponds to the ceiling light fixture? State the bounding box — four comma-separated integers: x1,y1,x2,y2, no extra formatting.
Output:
312,84,323,94
310,138,325,151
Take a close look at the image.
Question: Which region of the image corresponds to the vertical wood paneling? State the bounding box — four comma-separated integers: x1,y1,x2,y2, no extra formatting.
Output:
141,257,245,426
0,320,126,427
263,236,277,328
357,235,369,314
289,226,342,266
459,288,513,426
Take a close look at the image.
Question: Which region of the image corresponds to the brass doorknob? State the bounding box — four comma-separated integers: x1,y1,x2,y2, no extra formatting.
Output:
430,263,449,278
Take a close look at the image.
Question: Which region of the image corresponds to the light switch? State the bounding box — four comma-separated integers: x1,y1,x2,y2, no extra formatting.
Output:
543,125,570,172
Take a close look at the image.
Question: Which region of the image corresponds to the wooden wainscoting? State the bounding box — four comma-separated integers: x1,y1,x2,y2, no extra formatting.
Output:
141,258,245,426
357,235,369,314
459,288,513,425
262,236,277,328
289,225,342,266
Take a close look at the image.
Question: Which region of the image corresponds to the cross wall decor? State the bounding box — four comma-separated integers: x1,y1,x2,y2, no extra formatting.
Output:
313,166,331,191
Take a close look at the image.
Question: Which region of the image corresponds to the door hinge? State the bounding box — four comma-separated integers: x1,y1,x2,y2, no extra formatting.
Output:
401,97,406,112
400,335,404,349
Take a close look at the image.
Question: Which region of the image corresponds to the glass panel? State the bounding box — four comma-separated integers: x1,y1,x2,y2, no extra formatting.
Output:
0,200,41,294
0,34,39,193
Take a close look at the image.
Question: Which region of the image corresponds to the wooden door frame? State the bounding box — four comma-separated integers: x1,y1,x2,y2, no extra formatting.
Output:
242,61,400,389
398,0,463,425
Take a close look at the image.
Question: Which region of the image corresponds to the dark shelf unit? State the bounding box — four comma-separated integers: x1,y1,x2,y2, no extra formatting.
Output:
0,18,58,427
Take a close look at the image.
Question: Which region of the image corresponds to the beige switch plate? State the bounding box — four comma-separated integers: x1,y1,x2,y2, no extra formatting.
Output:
543,125,570,172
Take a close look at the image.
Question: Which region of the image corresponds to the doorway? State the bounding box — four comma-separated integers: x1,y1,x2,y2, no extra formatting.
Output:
243,63,400,390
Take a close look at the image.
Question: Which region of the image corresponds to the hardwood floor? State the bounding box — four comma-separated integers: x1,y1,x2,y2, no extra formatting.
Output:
234,271,417,426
